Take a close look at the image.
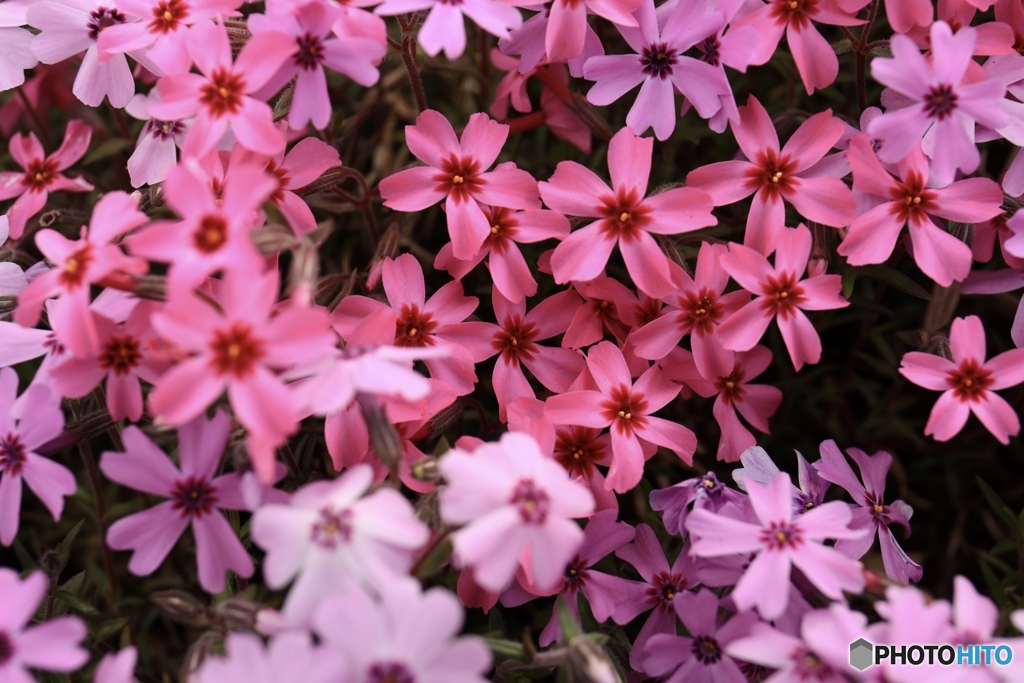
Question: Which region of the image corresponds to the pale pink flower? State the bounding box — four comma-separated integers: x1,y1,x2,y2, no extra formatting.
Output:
194,632,344,683
124,91,188,188
0,569,88,678
375,0,522,59
0,119,92,239
686,96,855,255
726,622,847,683
541,127,716,297
0,368,77,546
94,646,138,683
840,134,1002,286
545,341,696,492
379,110,540,260
0,28,36,93
899,314,1024,444
717,224,850,371
148,21,295,157
100,412,255,593
438,431,595,592
687,471,867,620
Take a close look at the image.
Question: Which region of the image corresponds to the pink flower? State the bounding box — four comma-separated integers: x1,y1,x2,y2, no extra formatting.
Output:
148,269,336,480
531,0,639,64
839,134,1002,286
94,646,138,683
438,431,595,592
0,368,77,546
725,622,846,683
124,91,188,188
314,582,491,683
717,224,850,371
251,464,430,628
545,341,696,492
100,412,256,593
194,632,344,683
14,191,148,358
148,21,295,157
0,119,92,239
541,127,716,297
375,0,522,59
0,28,36,93
499,6,604,77
686,96,855,255
0,569,88,678
379,110,540,260
869,21,1008,184
687,471,867,619
899,314,1024,444
839,0,931,34
582,0,732,140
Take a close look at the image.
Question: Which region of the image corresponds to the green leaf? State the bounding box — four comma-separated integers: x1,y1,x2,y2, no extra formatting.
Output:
12,539,36,571
413,539,452,580
976,477,1020,536
92,617,130,643
850,265,931,300
978,558,1009,609
556,597,580,643
83,137,131,165
55,589,99,616
484,637,527,660
59,519,86,554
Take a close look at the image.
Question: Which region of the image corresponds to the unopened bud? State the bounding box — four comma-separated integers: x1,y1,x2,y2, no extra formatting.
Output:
288,239,320,296
151,590,211,628
409,456,440,483
214,597,262,631
807,256,827,278
181,631,221,683
565,636,620,683
250,224,297,254
39,549,66,579
359,393,403,470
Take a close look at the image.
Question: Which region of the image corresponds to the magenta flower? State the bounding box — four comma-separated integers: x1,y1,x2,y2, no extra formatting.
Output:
687,471,867,619
869,21,1008,184
194,632,344,683
314,582,491,683
0,368,77,546
375,0,522,59
0,569,88,678
541,127,716,297
100,412,256,593
686,96,854,255
148,21,295,157
840,134,1003,286
814,440,922,584
538,0,639,63
582,0,732,140
899,314,1024,444
0,119,92,239
545,341,696,492
438,431,595,592
251,464,430,628
379,110,540,260
717,224,850,371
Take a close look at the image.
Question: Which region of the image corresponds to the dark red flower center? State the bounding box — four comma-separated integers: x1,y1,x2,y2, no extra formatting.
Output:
149,119,185,141
22,158,58,193
193,214,229,253
510,479,550,524
149,0,189,33
0,433,27,476
761,520,803,550
714,366,746,406
890,172,939,226
769,0,819,29
209,322,267,378
100,335,142,375
554,426,606,479
434,155,482,203
87,6,126,40
394,304,438,347
641,42,678,79
58,245,93,289
199,68,246,118
746,149,797,201
698,34,722,67
368,662,415,683
266,161,291,204
678,288,723,336
170,476,218,518
866,493,891,525
295,33,326,70
759,271,806,320
564,553,588,591
647,571,687,611
923,84,958,121
692,635,723,665
601,384,649,436
597,188,652,242
0,631,13,666
492,315,539,367
946,358,993,402
311,506,354,549
483,206,520,254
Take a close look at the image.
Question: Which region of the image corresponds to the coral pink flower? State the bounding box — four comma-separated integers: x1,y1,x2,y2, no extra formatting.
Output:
839,0,931,34
560,275,662,349
717,224,849,371
148,21,295,157
545,341,696,492
687,471,867,619
194,632,344,683
0,119,92,239
0,569,89,678
541,127,716,297
527,0,638,64
100,412,257,593
629,242,749,379
582,0,732,140
439,431,595,592
686,96,855,255
869,21,1008,184
0,369,77,546
729,0,863,95
148,269,336,480
379,110,540,260
14,191,148,357
375,0,522,59
899,315,1024,444
839,134,1002,286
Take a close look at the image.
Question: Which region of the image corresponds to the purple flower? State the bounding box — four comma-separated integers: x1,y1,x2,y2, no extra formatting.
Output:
731,446,831,516
814,439,923,584
687,471,867,620
99,411,258,593
650,471,745,536
0,568,89,678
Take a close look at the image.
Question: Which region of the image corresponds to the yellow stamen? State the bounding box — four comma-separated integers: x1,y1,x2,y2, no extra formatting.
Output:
452,175,464,185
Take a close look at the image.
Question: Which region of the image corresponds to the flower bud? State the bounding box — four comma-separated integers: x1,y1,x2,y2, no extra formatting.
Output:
151,590,211,628
565,636,620,683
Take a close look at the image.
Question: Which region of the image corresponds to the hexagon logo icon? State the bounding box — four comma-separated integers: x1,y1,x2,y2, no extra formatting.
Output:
850,638,874,671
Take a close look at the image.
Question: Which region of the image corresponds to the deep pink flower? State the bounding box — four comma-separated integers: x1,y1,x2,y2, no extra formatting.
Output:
0,119,92,239
541,127,716,297
100,412,256,593
869,21,1008,184
0,368,77,546
148,21,295,157
840,134,1002,286
687,471,867,619
839,0,931,34
545,341,695,492
439,431,595,592
375,0,522,59
0,569,89,678
717,224,850,371
899,314,1024,443
686,96,855,255
379,110,540,260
